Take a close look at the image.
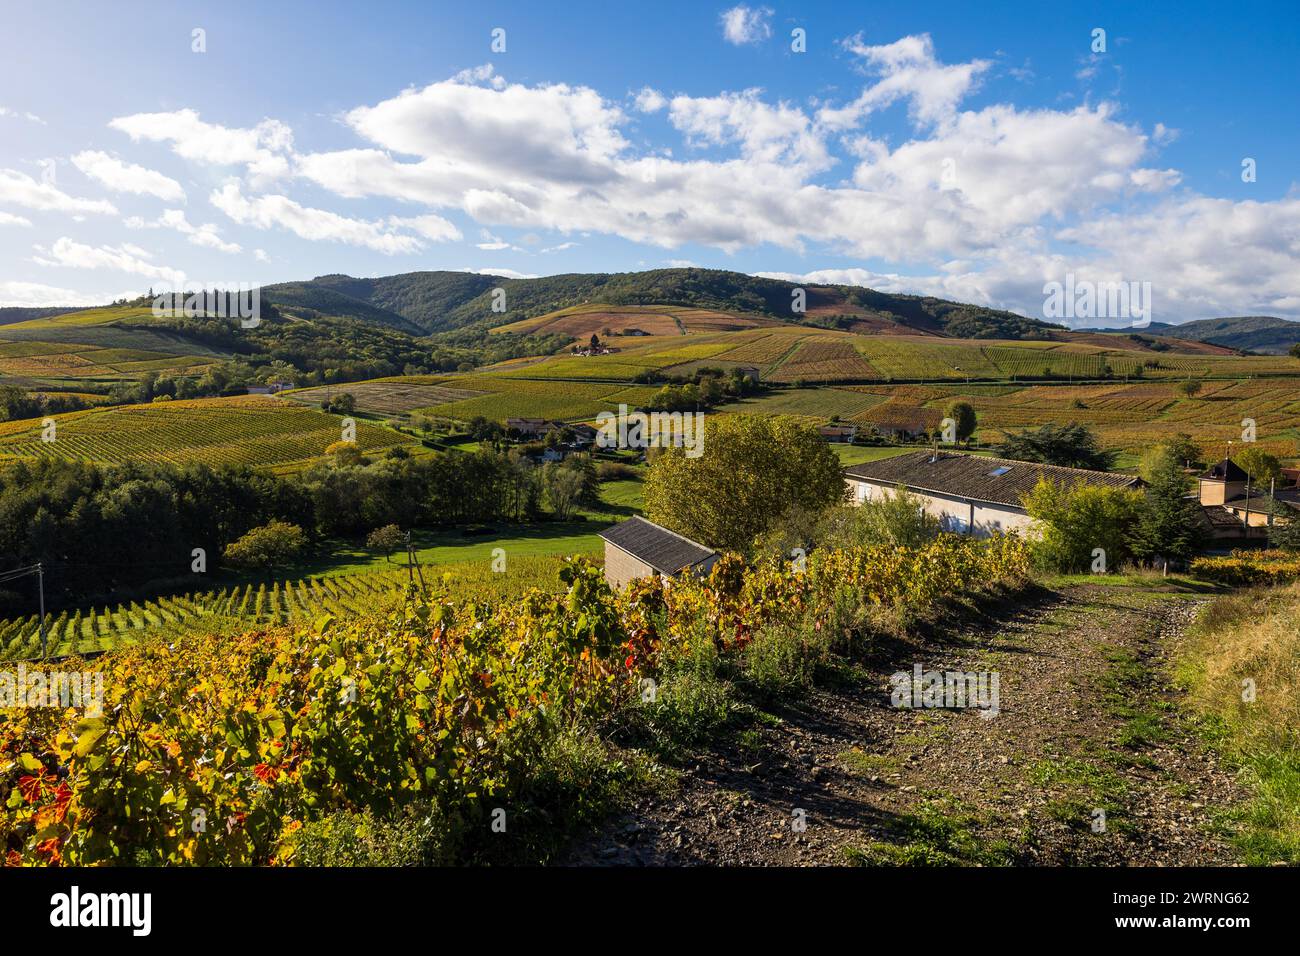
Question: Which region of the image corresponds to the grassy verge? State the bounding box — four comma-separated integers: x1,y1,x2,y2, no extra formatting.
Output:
1175,582,1300,864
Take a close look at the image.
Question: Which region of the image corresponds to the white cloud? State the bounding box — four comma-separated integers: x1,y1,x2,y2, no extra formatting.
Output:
822,33,990,128
125,208,242,253
33,237,185,285
109,109,293,184
71,151,186,202
0,211,33,227
0,281,112,307
210,181,455,254
74,34,1298,321
0,168,117,215
0,107,44,124
459,267,538,279
634,87,667,113
720,5,773,46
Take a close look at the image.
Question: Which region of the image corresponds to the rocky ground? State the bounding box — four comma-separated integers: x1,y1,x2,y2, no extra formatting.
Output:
566,583,1244,866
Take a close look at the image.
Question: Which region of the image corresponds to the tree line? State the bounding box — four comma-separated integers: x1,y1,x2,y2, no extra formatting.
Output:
0,448,597,613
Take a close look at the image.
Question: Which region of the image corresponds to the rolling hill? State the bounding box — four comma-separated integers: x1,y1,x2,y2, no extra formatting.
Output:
1143,316,1300,354
258,268,1070,339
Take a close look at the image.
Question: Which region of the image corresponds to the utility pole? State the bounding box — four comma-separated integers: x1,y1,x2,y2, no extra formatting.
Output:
37,562,47,659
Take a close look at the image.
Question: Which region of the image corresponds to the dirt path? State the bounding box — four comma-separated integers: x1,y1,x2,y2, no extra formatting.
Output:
567,584,1245,866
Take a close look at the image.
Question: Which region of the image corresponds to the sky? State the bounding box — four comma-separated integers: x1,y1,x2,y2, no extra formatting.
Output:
1,0,1297,324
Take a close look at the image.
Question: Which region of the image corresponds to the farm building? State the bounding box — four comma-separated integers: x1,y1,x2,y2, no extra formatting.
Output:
1196,458,1300,535
506,417,557,438
599,516,720,590
818,423,858,442
844,450,1142,537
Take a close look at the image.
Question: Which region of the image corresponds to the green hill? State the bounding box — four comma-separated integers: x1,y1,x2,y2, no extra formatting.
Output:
1145,316,1300,354
260,268,1066,340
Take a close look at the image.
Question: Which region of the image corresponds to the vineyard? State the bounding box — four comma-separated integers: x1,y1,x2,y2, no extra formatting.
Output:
767,338,881,383
0,395,416,473
0,536,1032,865
0,555,572,661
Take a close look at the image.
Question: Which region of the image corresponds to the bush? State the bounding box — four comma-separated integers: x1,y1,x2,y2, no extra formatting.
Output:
1021,479,1146,573
743,620,831,697
596,462,639,481
287,806,450,866
1191,549,1300,586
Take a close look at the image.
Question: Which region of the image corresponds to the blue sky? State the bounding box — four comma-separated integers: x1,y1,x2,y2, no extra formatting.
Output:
1,0,1297,322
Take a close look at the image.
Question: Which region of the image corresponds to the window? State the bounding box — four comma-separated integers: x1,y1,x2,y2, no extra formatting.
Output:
988,466,1012,477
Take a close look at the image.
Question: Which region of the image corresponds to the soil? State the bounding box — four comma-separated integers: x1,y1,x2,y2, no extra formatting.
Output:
565,583,1245,866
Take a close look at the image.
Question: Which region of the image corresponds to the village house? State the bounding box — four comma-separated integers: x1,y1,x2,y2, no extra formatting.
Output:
844,450,1142,537
599,516,720,590
1196,458,1300,539
818,423,858,443
506,417,557,439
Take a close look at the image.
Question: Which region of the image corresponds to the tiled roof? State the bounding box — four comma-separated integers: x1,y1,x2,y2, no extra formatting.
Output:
1201,459,1249,482
599,516,717,574
844,450,1141,509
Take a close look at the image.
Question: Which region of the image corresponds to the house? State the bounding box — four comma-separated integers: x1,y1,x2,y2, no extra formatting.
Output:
818,423,858,443
506,417,556,439
735,365,761,383
863,406,943,442
247,381,292,395
599,516,720,590
567,423,598,447
844,450,1142,537
1197,458,1300,533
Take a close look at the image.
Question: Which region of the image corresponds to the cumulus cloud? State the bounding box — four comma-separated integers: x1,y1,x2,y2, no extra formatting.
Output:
33,237,185,285
720,5,773,46
0,107,44,124
109,108,293,184
69,33,1298,320
127,208,241,253
209,181,457,254
0,168,117,215
0,280,115,307
71,151,185,201
0,211,33,227
634,87,667,113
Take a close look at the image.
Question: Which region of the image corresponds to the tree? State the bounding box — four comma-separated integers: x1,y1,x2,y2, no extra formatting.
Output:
643,415,845,552
589,333,600,351
1021,479,1146,573
542,463,584,520
943,400,977,445
324,392,357,415
325,440,364,467
1290,342,1300,360
816,488,941,551
365,523,405,562
1176,379,1203,400
993,423,1116,471
1129,454,1204,565
1234,447,1282,484
224,520,307,577
1267,514,1300,550
1157,432,1201,470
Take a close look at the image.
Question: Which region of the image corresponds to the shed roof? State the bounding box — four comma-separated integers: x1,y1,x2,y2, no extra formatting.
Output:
599,516,717,574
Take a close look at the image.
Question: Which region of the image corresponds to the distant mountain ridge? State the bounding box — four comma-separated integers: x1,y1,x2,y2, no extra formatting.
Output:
1143,315,1300,354
260,268,1064,340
